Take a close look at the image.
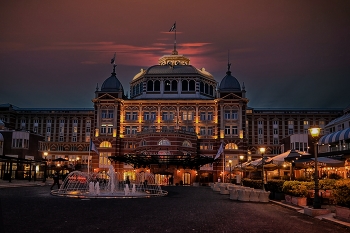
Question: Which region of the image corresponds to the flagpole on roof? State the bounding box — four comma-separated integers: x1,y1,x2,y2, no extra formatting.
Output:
169,22,177,55
111,52,116,74
174,22,177,54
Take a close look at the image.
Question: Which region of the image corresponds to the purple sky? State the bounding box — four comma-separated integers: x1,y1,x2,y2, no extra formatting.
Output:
1,0,349,109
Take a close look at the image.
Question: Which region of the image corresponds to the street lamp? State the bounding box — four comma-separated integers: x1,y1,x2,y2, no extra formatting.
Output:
228,160,232,183
309,127,321,209
42,152,48,183
239,155,244,185
259,147,266,191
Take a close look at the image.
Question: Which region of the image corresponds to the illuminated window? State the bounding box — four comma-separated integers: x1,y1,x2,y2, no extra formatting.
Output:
99,153,111,168
100,141,112,148
225,143,238,150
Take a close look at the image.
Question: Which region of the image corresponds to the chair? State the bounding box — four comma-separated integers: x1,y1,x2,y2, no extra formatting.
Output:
258,190,270,203
229,189,239,200
220,186,229,195
213,183,221,192
249,190,260,202
238,189,251,201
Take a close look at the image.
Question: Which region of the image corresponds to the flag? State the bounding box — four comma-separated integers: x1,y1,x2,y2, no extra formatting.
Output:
110,53,116,64
169,22,176,32
214,143,224,160
90,139,99,154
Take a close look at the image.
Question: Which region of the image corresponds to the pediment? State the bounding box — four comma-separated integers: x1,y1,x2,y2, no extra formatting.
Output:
219,93,245,100
93,93,119,102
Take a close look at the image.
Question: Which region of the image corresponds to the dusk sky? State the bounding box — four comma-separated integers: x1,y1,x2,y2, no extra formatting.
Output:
1,0,349,109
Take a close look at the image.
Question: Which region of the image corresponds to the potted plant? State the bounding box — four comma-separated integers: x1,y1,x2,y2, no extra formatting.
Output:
333,179,350,222
282,181,310,206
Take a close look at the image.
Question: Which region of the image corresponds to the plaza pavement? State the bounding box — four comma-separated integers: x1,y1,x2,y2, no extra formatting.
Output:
0,181,349,233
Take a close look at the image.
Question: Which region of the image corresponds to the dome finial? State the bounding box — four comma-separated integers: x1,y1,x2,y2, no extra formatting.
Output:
227,49,232,75
112,64,117,75
111,52,117,75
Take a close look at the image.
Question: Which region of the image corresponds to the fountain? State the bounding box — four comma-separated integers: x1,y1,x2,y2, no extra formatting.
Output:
51,165,168,198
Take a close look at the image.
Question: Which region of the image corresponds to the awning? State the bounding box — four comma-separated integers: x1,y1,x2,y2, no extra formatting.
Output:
265,150,310,166
295,157,344,168
319,128,350,144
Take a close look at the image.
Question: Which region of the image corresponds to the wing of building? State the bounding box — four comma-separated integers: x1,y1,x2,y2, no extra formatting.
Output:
0,51,345,184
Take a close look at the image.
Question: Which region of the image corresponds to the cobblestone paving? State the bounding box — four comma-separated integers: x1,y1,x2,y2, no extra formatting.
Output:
0,185,349,233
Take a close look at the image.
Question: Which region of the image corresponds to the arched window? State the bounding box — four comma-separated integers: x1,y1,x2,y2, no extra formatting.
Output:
205,83,209,94
164,80,171,91
210,85,214,96
139,82,143,93
200,82,204,92
100,141,112,148
225,143,238,150
189,80,195,91
147,80,153,91
136,84,140,95
182,140,192,147
171,80,177,91
154,80,160,91
158,139,171,145
182,80,188,91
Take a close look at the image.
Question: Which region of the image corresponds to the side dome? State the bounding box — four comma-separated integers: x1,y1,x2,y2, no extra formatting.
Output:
219,70,241,92
101,73,124,92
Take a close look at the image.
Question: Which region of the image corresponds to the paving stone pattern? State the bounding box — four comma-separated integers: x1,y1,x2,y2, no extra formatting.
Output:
0,185,349,233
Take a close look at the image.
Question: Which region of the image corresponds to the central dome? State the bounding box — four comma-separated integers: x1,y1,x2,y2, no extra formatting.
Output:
129,53,217,99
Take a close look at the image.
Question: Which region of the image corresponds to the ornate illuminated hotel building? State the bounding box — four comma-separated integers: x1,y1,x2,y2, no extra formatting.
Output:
0,50,343,184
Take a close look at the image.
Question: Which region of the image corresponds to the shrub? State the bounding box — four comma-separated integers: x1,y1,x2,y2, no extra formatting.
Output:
282,181,310,197
333,179,350,208
266,179,285,193
319,179,337,190
242,178,262,189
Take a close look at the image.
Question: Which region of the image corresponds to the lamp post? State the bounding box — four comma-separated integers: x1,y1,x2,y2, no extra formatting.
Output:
309,127,321,209
239,155,244,185
228,160,232,183
259,147,266,191
42,152,48,183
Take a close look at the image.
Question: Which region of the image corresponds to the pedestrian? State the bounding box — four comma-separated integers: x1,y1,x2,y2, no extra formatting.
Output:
125,176,130,185
51,172,60,190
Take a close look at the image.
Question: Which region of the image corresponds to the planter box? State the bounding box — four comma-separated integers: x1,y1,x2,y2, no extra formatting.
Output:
304,206,331,217
335,205,350,223
285,194,292,204
291,196,307,206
